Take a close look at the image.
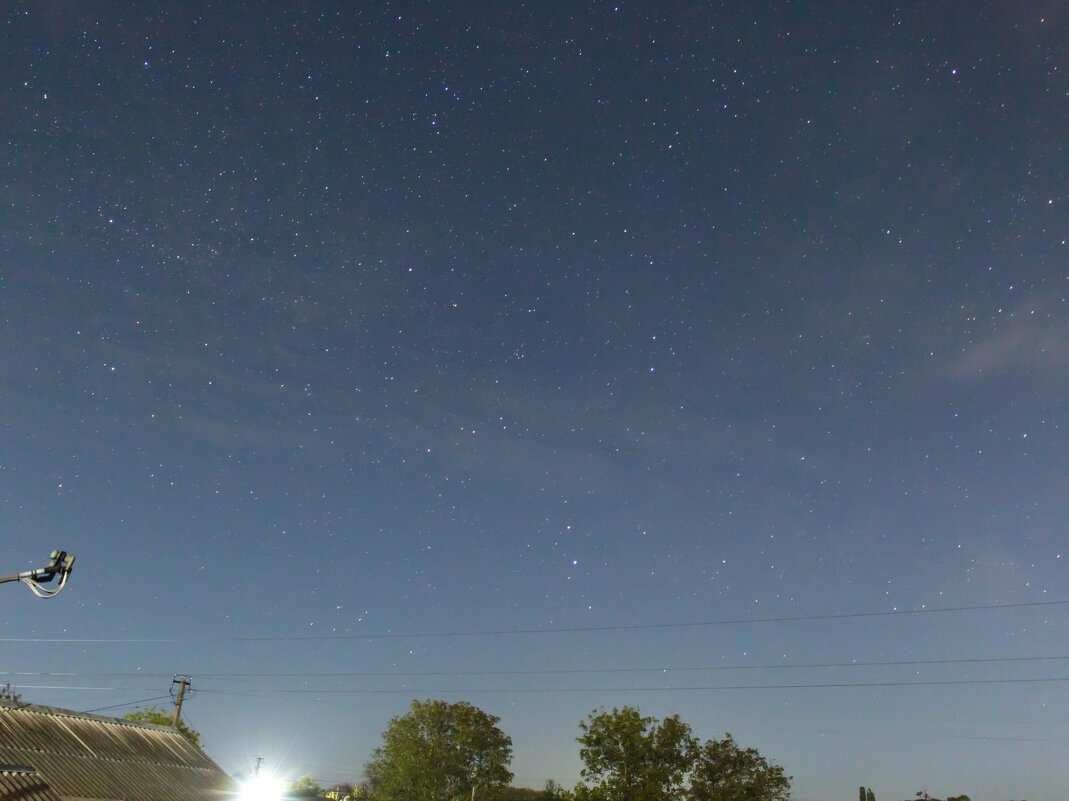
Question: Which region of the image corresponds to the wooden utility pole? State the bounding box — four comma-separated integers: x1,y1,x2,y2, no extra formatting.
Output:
171,676,191,726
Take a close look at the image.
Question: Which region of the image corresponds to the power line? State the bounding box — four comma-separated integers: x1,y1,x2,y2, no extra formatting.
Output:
2,684,119,691
4,654,1068,680
197,676,1069,695
191,654,1069,678
17,672,1069,697
85,694,175,713
0,599,1063,644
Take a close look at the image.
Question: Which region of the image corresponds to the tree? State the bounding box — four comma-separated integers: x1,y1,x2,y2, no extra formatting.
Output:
543,779,571,801
687,733,790,801
327,782,356,800
502,788,551,801
123,705,202,748
577,706,699,801
291,775,325,798
0,683,21,702
365,699,513,801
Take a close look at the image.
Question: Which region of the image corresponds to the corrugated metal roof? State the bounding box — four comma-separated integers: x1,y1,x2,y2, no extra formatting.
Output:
0,701,238,801
0,768,65,801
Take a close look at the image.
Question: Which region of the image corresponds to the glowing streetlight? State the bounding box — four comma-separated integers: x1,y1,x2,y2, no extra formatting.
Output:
238,773,288,801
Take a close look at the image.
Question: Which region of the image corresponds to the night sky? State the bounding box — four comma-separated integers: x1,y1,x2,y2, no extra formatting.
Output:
2,2,1067,799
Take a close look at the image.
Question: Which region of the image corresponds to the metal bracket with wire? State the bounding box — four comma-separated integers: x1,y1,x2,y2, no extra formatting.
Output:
0,550,76,598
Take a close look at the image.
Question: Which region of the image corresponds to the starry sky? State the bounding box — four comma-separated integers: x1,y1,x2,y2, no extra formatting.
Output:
2,2,1067,799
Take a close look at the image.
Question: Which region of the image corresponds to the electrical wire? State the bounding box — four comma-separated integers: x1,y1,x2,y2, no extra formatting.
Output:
191,654,1069,678
16,670,1069,698
6,684,119,691
4,654,1068,680
85,694,175,713
196,675,1069,696
0,598,1064,643
19,570,71,599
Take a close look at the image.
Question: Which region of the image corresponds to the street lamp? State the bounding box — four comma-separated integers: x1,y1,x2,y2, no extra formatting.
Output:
238,773,288,801
0,550,76,598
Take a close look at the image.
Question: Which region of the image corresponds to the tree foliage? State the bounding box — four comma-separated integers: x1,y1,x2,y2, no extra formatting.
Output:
327,782,357,800
575,707,791,801
365,699,513,801
0,683,21,702
688,733,791,801
291,775,325,798
542,779,571,801
577,706,699,801
503,787,554,801
123,705,202,748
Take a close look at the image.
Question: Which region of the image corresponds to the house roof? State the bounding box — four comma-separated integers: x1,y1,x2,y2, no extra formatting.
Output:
0,765,65,801
0,700,238,801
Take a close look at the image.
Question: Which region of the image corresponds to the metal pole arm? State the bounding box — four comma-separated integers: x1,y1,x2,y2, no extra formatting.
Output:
0,551,75,596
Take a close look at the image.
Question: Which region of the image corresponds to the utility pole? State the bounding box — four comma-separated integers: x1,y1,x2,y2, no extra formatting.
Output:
171,675,191,726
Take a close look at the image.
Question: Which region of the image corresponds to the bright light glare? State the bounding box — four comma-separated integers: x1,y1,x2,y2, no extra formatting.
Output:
238,774,287,801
